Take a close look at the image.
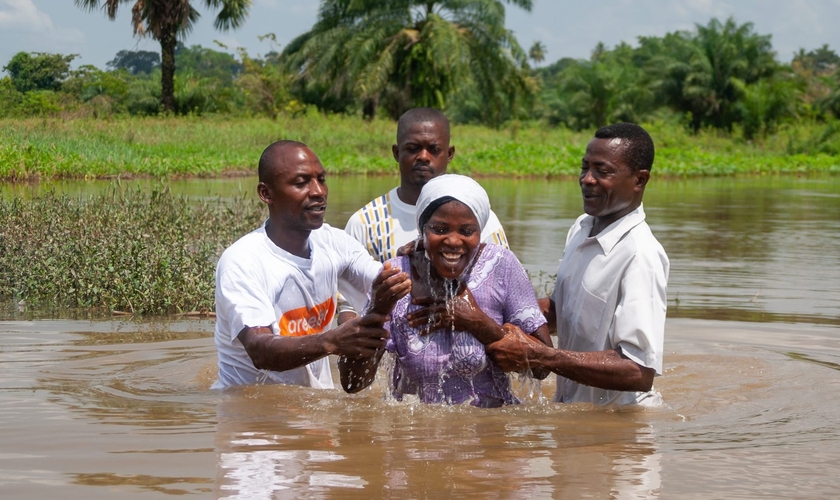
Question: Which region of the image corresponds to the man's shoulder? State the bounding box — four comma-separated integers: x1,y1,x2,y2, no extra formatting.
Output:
345,190,394,238
562,214,589,242
627,221,668,259
484,209,505,232
572,213,589,228
216,228,276,282
314,224,373,259
219,227,264,262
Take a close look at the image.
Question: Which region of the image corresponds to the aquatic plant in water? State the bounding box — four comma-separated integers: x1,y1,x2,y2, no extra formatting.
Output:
0,186,265,316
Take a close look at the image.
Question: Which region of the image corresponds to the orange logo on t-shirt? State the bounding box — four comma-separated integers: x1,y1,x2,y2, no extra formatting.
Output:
278,297,336,337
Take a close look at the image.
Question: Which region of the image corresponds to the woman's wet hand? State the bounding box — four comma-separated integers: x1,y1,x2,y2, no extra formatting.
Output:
369,262,411,316
407,288,502,343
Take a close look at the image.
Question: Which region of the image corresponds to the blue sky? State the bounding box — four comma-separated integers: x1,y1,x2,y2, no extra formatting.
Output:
2,0,840,73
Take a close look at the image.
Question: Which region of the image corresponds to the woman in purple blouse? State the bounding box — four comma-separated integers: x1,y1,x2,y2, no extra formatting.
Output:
339,174,552,407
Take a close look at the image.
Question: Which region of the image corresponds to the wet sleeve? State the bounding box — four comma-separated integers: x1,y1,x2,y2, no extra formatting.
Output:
215,263,279,345
500,250,547,335
612,253,667,375
337,232,382,313
339,214,370,315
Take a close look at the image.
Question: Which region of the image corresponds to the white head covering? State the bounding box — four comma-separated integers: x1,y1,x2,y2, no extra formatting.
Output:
415,174,491,231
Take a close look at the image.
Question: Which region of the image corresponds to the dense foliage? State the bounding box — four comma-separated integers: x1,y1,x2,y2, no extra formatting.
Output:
282,0,534,124
1,14,839,143
0,186,264,315
534,18,840,139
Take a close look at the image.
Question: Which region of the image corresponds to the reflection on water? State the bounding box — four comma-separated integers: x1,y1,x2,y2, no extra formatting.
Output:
2,318,840,498
215,389,663,499
2,176,840,497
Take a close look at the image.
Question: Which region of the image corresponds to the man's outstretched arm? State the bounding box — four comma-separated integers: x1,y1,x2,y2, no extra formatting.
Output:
486,328,654,392
238,312,391,374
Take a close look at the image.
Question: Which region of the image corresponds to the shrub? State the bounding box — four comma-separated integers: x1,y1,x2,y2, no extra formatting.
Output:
0,186,265,315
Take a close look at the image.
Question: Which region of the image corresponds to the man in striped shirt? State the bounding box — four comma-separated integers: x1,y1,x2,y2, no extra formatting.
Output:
341,108,508,322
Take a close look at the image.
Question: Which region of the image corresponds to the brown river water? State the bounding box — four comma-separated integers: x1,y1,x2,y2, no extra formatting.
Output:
2,175,839,498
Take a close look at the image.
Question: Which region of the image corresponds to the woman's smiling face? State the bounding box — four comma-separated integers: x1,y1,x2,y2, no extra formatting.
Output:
422,200,481,280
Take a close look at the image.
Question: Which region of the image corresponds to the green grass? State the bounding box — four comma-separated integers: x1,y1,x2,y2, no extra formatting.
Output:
1,115,839,181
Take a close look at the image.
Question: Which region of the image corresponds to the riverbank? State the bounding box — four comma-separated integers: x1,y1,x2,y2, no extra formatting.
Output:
2,115,840,181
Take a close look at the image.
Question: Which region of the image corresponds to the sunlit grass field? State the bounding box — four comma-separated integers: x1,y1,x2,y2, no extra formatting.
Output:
2,114,839,181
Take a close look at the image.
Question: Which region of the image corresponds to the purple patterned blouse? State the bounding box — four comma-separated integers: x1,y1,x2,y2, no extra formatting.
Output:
384,245,546,407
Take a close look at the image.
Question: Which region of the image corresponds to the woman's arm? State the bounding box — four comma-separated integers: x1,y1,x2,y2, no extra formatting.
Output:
337,262,411,393
406,287,505,344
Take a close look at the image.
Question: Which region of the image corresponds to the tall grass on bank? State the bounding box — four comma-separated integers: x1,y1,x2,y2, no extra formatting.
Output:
2,115,839,181
0,186,264,315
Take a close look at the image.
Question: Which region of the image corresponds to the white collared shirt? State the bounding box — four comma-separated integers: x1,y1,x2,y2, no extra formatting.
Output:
551,204,669,406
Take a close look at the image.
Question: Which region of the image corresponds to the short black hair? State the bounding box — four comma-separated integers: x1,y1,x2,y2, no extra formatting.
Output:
258,140,308,183
594,122,655,172
396,107,450,144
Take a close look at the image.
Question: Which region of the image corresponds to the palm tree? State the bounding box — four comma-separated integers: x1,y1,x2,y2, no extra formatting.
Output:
643,17,776,131
283,0,533,123
75,0,251,112
555,44,653,129
528,41,545,66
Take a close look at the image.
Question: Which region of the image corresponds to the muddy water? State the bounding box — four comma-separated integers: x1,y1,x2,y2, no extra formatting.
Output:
2,175,840,498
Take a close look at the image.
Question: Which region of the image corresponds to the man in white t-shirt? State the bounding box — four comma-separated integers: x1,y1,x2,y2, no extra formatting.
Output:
213,141,410,389
487,123,669,406
341,108,507,322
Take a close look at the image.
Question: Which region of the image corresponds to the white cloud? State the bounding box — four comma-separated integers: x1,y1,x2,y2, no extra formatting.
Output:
683,0,725,16
0,0,86,70
0,0,53,30
0,0,84,46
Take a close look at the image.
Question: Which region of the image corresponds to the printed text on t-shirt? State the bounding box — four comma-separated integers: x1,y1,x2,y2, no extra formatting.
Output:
278,298,336,337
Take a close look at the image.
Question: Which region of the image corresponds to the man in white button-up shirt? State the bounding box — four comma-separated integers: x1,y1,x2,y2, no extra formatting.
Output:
488,123,669,406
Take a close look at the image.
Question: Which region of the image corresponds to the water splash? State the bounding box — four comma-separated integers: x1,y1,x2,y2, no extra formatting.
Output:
394,244,548,407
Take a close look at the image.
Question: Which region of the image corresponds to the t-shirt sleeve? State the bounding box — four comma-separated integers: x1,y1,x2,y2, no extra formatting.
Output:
612,252,667,375
500,250,547,335
337,231,382,313
339,212,370,315
215,260,279,345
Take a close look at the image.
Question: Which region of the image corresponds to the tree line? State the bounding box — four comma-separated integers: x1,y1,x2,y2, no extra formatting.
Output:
2,2,840,141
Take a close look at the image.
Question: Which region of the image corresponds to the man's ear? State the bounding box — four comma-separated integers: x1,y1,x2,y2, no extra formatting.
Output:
257,182,271,205
447,145,455,163
392,144,399,162
635,169,650,191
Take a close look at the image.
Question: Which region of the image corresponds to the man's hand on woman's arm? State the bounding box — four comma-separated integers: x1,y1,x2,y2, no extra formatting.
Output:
486,328,654,392
338,263,411,393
